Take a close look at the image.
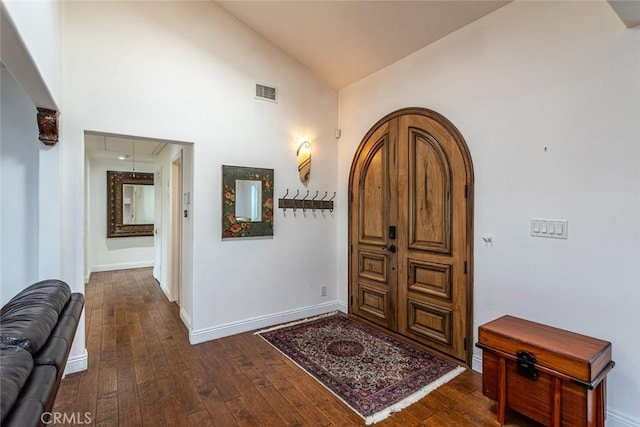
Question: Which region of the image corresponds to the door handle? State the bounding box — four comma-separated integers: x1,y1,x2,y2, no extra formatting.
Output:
382,244,397,253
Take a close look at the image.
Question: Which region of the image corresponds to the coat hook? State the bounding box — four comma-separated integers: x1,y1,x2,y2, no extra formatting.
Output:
302,190,310,212
329,192,336,201
311,191,319,212
319,191,329,212
292,189,300,212
280,189,289,213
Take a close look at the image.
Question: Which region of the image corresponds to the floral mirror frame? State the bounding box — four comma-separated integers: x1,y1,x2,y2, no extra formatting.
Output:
222,165,274,238
107,171,154,238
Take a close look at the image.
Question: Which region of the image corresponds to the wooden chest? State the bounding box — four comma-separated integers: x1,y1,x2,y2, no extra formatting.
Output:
477,315,614,427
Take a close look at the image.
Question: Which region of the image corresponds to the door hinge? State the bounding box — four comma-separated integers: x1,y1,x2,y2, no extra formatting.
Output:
464,261,468,274
464,337,468,351
350,295,354,306
350,245,353,254
464,184,469,199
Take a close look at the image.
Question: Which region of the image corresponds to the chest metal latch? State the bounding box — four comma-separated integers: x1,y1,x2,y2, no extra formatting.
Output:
516,350,538,380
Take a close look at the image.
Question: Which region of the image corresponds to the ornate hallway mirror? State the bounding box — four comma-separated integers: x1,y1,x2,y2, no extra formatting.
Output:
107,171,154,237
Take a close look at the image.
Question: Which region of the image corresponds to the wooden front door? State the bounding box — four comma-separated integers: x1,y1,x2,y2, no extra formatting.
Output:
349,108,474,363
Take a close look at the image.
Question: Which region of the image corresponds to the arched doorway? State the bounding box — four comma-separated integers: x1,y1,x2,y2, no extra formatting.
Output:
348,107,474,364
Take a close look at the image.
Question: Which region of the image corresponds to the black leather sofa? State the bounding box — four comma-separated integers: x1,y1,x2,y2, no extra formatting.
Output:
0,280,84,427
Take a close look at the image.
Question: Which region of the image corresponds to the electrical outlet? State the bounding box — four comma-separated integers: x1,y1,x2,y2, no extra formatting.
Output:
320,285,327,297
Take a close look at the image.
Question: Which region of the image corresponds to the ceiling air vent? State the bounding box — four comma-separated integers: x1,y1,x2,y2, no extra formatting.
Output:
255,83,277,103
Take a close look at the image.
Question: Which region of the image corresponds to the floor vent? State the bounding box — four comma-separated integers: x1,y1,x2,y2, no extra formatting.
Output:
255,83,277,103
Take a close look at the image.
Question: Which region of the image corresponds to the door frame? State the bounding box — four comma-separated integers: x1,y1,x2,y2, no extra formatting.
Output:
153,167,163,282
170,151,183,304
348,107,475,365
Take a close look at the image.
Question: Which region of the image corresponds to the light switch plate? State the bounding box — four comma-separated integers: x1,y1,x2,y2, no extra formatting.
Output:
531,219,568,239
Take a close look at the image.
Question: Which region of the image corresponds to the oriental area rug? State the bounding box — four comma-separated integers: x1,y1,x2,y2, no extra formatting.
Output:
256,312,465,424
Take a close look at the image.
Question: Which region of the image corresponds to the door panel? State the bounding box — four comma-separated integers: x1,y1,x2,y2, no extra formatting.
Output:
358,251,388,283
358,284,391,323
359,142,386,244
408,129,452,254
407,260,452,300
350,120,398,330
406,299,453,346
349,108,473,364
398,113,468,360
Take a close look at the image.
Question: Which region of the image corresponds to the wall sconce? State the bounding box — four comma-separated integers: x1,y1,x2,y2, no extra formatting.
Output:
297,139,311,183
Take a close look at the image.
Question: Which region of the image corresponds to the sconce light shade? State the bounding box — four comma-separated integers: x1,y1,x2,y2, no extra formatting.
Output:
297,140,311,183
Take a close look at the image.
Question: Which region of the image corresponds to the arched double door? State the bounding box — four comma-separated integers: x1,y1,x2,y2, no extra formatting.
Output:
348,108,474,363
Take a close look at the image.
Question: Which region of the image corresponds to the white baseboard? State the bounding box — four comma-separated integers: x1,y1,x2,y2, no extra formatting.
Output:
159,281,172,301
63,348,88,376
471,349,638,426
607,409,640,427
180,307,192,331
189,300,347,345
91,261,153,273
472,353,483,373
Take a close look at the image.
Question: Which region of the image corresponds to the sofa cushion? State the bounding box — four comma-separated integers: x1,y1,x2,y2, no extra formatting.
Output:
63,294,85,321
33,336,69,369
0,345,34,423
1,365,56,427
0,280,71,354
17,364,58,416
1,400,44,427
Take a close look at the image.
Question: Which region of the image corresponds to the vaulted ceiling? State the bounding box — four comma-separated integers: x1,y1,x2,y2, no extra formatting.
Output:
216,1,511,89
215,0,640,90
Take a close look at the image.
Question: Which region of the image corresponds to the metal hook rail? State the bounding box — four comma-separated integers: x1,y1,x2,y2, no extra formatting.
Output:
278,189,335,213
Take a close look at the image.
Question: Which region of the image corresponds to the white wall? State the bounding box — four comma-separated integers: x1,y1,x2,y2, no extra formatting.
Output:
0,67,39,304
61,1,339,344
338,1,640,424
1,0,62,108
86,156,155,275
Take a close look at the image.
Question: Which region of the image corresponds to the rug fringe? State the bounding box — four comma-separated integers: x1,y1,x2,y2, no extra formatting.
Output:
253,311,339,335
364,365,467,425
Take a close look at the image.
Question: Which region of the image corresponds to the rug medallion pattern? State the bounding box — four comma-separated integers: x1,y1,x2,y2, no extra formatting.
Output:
258,313,463,423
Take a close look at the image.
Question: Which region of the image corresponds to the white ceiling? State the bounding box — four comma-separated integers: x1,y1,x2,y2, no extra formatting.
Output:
215,0,512,89
85,133,166,164
215,0,640,90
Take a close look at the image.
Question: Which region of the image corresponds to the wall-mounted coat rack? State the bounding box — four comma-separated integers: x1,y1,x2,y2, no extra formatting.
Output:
278,190,335,213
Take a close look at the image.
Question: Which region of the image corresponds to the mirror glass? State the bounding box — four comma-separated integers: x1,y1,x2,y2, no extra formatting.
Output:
122,184,155,224
222,165,274,238
107,171,154,237
235,180,262,222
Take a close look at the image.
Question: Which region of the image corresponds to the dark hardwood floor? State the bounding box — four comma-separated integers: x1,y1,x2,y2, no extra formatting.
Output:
54,268,539,426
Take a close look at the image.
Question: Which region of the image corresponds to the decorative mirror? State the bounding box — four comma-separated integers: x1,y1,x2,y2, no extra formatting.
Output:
222,165,274,238
107,171,154,237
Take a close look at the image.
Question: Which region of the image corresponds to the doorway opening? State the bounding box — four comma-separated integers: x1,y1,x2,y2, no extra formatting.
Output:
83,131,193,328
